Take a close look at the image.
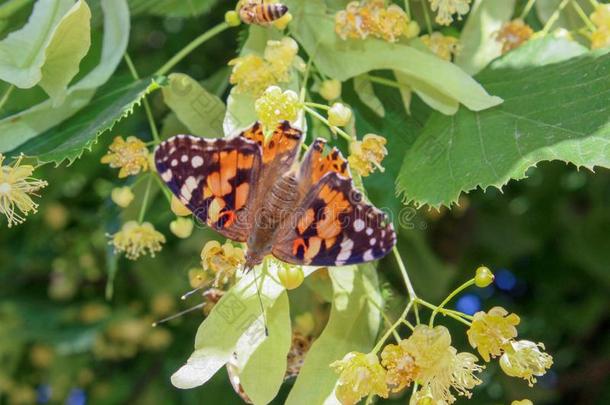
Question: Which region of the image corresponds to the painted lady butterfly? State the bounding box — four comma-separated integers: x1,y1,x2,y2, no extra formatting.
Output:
154,121,396,269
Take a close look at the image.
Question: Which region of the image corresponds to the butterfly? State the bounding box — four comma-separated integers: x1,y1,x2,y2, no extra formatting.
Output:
154,121,396,269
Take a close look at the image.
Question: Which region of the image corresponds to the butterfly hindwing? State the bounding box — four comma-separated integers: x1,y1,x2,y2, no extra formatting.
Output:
273,172,396,266
154,135,262,242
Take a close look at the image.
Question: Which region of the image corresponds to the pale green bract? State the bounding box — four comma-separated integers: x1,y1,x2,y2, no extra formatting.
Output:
455,0,516,75
0,0,130,154
171,260,315,395
353,75,385,118
397,38,610,208
284,0,503,115
286,265,381,405
162,73,226,138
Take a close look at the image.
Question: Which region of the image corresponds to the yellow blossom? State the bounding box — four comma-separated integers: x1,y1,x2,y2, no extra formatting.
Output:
229,37,298,96
500,340,553,386
467,306,520,361
495,19,534,54
421,32,461,61
170,217,194,239
110,221,166,260
335,1,418,43
590,5,610,49
348,134,387,177
188,267,209,289
201,240,245,286
0,154,48,228
111,186,134,208
474,265,494,288
330,352,389,405
328,102,352,127
429,0,471,26
171,195,191,216
254,86,300,131
591,28,610,49
400,325,483,404
380,343,417,392
101,136,149,178
512,400,534,405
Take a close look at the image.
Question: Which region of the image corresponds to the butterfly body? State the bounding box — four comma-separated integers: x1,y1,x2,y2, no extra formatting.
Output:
154,121,396,269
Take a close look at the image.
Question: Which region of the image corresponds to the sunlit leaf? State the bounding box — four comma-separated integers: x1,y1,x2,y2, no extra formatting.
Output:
13,77,162,165
284,0,503,114
455,0,516,75
286,265,381,404
171,261,316,390
0,0,130,153
127,0,219,18
162,73,226,138
397,38,610,208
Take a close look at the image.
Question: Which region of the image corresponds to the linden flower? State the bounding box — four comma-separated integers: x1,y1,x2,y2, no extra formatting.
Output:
330,352,388,405
348,134,388,177
229,37,298,96
254,86,300,131
110,221,166,260
401,325,484,404
512,400,534,405
0,154,48,228
335,0,419,43
380,343,417,392
101,136,150,178
467,306,520,362
500,340,553,386
429,0,471,26
421,32,461,61
201,240,245,287
496,19,534,54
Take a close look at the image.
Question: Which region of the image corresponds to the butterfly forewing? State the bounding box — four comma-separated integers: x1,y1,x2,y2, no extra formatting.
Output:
154,135,262,242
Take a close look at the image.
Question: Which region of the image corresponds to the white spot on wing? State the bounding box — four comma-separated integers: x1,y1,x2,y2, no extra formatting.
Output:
354,219,365,232
337,238,354,262
363,249,374,261
192,156,204,168
180,176,197,201
181,155,188,162
366,227,373,236
171,159,178,167
161,170,172,182
370,238,377,246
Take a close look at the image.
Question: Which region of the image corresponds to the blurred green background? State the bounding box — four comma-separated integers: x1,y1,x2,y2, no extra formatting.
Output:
1,1,609,404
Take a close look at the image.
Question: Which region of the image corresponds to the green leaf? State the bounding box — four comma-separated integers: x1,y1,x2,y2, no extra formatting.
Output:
0,0,74,88
286,265,381,404
13,77,161,165
237,292,291,405
39,0,92,105
171,261,316,390
455,0,516,75
162,73,226,138
284,0,503,114
128,0,219,18
0,0,130,154
353,75,385,117
396,38,610,208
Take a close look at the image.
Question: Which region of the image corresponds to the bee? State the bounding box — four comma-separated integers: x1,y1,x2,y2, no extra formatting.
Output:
238,0,288,26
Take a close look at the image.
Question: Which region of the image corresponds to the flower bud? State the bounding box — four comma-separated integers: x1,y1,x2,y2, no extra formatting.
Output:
328,102,352,127
225,10,241,27
170,217,194,239
273,12,293,30
474,266,494,288
278,265,305,290
406,20,421,38
171,195,191,216
319,79,342,101
111,187,134,208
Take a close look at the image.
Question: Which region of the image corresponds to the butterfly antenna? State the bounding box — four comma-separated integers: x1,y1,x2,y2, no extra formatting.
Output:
181,285,205,300
151,303,205,327
248,265,269,336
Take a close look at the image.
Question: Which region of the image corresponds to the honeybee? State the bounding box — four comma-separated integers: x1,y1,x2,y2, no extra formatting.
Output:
238,0,289,26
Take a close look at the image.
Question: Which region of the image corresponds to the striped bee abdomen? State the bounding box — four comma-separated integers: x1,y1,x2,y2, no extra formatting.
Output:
239,2,288,25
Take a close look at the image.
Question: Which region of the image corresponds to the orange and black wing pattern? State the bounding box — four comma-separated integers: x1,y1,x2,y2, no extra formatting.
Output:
154,135,262,242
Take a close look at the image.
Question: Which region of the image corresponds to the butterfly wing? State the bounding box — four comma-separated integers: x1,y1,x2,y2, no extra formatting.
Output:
154,135,262,242
272,171,396,266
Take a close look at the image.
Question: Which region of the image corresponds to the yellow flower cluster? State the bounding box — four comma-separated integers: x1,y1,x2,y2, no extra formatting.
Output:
348,134,388,177
0,154,48,228
335,0,420,43
101,136,150,178
421,32,461,61
229,37,298,96
254,86,300,131
591,4,610,50
201,240,246,287
333,326,483,405
495,19,534,54
110,221,166,260
429,0,471,26
467,307,553,386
